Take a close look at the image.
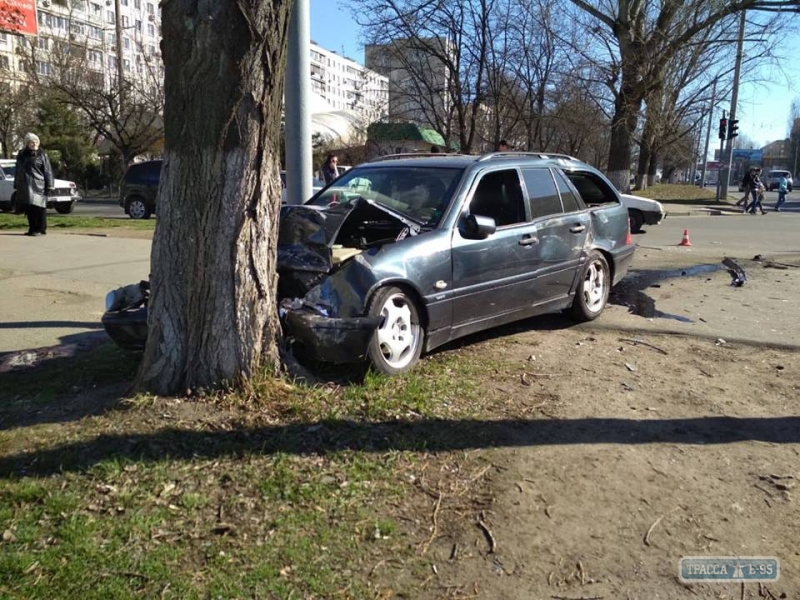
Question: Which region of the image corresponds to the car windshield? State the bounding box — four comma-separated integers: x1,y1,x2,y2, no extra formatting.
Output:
305,166,464,227
2,164,15,178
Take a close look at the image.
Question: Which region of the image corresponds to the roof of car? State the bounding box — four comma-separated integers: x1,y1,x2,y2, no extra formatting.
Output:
358,151,583,170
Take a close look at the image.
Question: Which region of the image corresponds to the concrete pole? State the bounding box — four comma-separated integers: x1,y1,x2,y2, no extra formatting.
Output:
700,78,717,187
284,0,312,205
720,10,746,200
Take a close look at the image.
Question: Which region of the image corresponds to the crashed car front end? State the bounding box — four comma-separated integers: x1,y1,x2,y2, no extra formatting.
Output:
277,201,422,363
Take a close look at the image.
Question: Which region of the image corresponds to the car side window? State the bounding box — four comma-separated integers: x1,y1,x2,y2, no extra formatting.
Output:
521,168,563,219
565,171,620,207
469,169,526,227
552,170,584,213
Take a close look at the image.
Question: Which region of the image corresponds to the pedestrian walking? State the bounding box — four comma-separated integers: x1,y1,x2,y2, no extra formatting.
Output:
774,173,788,211
736,167,754,210
321,154,339,185
748,168,766,215
14,132,53,236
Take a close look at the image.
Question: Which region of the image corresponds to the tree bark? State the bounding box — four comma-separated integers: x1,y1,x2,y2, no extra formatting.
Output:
136,1,291,395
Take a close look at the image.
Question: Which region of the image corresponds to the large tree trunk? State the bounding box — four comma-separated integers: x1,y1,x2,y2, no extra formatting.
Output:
136,1,291,395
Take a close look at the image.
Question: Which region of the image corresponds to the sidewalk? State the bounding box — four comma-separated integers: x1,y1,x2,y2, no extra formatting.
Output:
0,231,151,356
661,194,751,217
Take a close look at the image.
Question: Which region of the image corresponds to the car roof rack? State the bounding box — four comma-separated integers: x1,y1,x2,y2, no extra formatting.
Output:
478,151,578,162
368,152,471,162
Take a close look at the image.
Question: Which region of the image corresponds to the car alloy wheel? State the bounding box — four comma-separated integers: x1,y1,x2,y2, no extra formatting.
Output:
570,251,610,322
367,286,423,374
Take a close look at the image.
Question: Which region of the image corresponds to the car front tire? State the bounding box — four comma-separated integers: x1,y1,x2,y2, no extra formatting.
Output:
628,209,645,233
126,196,151,219
570,251,610,322
55,201,75,214
366,286,424,375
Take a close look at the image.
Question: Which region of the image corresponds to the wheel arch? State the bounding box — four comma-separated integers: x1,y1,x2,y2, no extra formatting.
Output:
366,279,429,331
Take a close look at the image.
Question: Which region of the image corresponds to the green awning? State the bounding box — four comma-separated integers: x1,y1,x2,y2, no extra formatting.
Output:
367,122,446,147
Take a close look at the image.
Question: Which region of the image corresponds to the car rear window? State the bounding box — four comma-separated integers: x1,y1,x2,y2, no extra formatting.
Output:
565,171,620,207
521,168,563,219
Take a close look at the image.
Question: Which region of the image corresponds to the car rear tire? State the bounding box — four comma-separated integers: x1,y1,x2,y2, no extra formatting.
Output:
570,251,610,322
126,196,151,219
55,201,75,214
366,286,424,375
628,209,644,233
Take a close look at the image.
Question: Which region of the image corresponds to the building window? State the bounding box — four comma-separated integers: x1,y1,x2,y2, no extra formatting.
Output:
146,2,154,13
37,61,52,76
136,19,142,32
123,37,130,50
0,56,9,70
106,10,115,24
134,0,141,8
122,16,129,27
147,23,155,37
37,37,49,50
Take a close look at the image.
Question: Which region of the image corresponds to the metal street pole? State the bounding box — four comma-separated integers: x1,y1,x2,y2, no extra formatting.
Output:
700,78,717,188
720,9,746,200
284,0,312,205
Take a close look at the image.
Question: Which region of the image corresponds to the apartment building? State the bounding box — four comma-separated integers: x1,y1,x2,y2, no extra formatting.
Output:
309,41,388,124
0,0,161,89
365,36,452,127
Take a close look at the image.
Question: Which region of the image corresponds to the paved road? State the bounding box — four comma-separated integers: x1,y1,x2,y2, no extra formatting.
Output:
74,197,130,219
0,232,151,355
2,204,799,356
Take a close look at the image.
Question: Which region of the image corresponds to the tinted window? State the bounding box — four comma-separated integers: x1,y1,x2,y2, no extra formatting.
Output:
553,170,583,213
565,171,619,206
521,168,562,219
469,169,526,227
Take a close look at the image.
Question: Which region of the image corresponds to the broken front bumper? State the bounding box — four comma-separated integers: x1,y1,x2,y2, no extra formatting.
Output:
282,309,382,363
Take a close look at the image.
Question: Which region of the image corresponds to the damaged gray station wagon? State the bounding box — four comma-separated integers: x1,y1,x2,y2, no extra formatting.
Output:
277,152,635,374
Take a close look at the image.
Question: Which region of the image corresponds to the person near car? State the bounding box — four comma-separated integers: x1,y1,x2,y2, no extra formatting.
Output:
496,140,511,151
748,169,766,215
321,154,339,185
736,167,754,210
14,132,54,236
774,173,788,212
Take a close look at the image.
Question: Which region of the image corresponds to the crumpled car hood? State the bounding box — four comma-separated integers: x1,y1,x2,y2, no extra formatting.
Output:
277,199,420,276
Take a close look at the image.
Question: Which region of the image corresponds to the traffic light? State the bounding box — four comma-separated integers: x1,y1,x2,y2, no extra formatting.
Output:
719,118,727,140
728,118,739,140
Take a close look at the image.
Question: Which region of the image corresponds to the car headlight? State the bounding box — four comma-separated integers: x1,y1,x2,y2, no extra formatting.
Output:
105,290,121,312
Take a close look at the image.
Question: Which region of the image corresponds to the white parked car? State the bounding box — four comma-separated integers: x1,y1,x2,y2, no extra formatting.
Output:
619,193,665,233
0,158,81,214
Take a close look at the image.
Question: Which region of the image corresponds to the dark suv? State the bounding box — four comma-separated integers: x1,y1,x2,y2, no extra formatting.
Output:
120,160,162,219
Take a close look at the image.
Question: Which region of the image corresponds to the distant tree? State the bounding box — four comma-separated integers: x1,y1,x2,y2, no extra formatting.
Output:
34,94,96,180
0,81,33,158
567,0,800,191
18,17,164,167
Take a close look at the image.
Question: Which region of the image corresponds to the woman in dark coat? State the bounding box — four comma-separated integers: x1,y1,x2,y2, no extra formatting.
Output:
14,132,54,236
321,153,339,185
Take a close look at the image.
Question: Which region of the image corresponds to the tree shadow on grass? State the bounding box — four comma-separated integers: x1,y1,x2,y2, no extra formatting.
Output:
2,415,799,478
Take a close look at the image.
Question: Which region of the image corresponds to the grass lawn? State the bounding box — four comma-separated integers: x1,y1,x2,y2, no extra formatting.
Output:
0,213,156,231
630,183,732,205
0,342,497,599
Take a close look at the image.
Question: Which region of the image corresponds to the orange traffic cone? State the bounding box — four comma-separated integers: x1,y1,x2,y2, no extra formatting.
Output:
678,229,692,247
625,219,633,245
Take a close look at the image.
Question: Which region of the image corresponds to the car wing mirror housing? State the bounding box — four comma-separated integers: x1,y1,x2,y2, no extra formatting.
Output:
462,214,496,239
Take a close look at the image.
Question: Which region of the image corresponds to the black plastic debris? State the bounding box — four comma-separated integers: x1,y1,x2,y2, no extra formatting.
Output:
722,257,746,287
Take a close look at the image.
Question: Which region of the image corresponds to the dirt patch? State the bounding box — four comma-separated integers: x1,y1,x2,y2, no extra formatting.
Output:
395,327,800,599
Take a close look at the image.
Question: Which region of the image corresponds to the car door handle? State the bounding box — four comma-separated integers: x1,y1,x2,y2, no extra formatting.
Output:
569,224,587,233
519,235,539,246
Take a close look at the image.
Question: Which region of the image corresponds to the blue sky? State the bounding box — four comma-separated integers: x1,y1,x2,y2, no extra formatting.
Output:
309,0,800,149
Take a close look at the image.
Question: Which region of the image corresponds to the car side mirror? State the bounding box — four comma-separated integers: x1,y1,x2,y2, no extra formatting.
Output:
462,214,496,239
